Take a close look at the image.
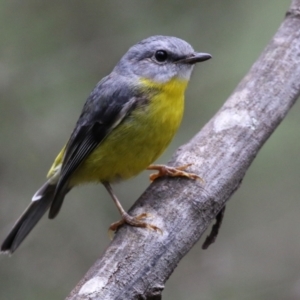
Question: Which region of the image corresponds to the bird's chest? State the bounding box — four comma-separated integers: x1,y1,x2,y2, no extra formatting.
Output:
73,79,188,183
134,78,187,143
143,91,184,143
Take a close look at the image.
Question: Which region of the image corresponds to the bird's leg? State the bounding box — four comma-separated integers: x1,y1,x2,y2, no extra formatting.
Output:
102,182,161,234
147,163,204,183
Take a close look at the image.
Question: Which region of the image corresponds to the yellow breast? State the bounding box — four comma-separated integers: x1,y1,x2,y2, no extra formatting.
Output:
48,77,188,185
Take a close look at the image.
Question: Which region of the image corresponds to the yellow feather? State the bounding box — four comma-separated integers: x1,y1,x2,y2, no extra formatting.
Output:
47,77,188,186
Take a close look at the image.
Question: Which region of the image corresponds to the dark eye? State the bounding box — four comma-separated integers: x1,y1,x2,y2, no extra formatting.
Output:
154,50,168,62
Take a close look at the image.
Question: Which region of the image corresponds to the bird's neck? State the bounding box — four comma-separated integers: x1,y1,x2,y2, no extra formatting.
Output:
139,77,189,98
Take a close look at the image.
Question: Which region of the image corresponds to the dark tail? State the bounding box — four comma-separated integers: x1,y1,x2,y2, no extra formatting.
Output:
1,182,56,254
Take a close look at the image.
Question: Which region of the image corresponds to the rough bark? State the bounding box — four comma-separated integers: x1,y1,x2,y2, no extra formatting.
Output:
66,1,300,299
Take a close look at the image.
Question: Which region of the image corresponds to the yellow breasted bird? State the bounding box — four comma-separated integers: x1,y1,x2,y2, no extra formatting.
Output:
1,36,211,254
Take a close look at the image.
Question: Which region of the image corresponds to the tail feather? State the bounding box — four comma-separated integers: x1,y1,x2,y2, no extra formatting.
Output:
1,183,56,254
48,184,70,219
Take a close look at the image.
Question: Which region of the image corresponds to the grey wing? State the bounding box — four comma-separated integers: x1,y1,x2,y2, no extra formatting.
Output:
49,81,138,218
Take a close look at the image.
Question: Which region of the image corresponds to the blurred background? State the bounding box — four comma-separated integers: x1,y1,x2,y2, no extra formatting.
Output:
0,0,299,299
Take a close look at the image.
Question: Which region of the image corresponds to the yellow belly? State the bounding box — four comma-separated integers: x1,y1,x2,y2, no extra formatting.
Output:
48,78,188,186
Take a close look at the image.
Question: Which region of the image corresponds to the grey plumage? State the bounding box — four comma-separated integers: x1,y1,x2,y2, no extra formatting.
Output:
1,35,211,254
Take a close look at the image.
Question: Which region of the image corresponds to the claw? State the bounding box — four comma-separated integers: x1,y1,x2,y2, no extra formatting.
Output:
147,163,204,183
108,212,162,238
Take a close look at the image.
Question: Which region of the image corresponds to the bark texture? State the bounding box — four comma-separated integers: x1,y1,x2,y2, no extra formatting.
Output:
67,1,300,299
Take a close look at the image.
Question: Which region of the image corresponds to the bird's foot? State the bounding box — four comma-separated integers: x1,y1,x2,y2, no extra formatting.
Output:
147,163,204,183
109,212,162,237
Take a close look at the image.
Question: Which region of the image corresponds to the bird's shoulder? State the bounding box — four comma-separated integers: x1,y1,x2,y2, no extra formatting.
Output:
81,74,140,123
68,73,144,144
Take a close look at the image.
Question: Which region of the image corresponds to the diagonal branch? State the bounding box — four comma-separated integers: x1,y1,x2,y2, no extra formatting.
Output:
66,1,300,299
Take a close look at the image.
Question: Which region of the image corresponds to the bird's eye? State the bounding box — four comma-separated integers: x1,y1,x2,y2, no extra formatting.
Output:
154,50,168,63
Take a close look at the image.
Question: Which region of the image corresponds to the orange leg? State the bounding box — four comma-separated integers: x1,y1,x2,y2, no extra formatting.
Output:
103,182,162,235
109,212,161,235
147,163,204,183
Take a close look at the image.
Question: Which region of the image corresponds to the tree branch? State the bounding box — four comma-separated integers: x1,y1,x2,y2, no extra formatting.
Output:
66,1,300,299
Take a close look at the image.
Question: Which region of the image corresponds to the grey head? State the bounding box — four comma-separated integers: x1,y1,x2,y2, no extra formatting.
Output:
113,35,211,83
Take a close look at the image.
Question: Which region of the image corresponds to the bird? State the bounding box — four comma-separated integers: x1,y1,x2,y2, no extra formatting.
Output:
1,35,211,254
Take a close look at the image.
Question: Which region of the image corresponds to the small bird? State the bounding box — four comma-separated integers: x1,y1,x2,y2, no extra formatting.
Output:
1,35,211,254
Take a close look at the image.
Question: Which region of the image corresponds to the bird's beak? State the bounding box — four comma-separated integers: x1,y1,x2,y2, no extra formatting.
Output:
176,52,212,64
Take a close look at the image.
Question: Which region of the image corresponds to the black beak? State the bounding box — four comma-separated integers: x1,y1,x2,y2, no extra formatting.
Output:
176,52,212,64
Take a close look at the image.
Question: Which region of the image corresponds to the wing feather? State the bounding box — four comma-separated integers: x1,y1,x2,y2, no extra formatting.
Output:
48,86,139,219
